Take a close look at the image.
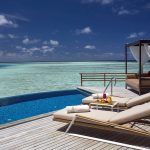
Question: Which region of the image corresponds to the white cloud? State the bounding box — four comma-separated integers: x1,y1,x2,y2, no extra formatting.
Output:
81,0,113,5
138,32,145,36
0,15,18,27
128,33,137,39
117,7,139,15
22,47,40,55
50,40,59,46
42,45,55,53
8,34,17,39
84,45,96,49
22,37,40,45
0,33,17,39
127,32,145,39
76,26,92,34
16,46,28,52
118,9,130,15
16,46,22,49
43,47,54,53
43,41,49,45
42,45,49,49
20,45,55,56
0,34,5,39
30,47,40,51
3,14,29,22
22,38,30,44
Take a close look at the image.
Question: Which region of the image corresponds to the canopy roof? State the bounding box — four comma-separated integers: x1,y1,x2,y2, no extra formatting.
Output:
126,40,150,47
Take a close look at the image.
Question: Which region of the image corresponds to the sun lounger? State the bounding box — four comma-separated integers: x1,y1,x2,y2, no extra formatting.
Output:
82,92,150,109
126,74,150,94
53,102,150,137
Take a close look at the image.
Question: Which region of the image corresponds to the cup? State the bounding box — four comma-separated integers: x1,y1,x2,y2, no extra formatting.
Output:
103,93,106,99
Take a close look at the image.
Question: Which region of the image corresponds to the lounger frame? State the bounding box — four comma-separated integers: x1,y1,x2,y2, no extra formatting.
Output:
53,115,150,137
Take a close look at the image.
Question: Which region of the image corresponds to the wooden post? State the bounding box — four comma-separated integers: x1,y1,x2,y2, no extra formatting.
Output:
81,74,83,86
139,41,142,95
125,44,128,89
104,73,106,87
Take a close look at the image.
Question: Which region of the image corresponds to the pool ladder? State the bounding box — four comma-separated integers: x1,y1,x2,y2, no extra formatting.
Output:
103,77,116,95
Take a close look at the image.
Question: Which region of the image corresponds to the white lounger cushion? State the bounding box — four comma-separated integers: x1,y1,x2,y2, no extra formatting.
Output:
126,92,150,108
53,108,117,122
109,97,130,107
54,102,150,125
83,93,150,108
110,102,150,124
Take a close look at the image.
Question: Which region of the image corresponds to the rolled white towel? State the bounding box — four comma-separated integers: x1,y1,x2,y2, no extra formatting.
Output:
91,93,99,98
92,93,109,99
66,105,90,113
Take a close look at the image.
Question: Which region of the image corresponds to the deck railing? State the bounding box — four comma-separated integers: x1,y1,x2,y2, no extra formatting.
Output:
80,73,135,86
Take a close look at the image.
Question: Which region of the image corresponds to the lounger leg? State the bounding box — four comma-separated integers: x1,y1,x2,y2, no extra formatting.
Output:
130,122,135,128
65,116,76,133
131,122,149,132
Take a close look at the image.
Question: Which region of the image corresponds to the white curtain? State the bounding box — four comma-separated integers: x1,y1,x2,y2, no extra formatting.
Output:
130,45,150,73
130,45,149,66
144,44,150,58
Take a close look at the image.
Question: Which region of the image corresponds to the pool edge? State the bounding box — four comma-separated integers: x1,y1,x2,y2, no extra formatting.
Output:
0,111,55,130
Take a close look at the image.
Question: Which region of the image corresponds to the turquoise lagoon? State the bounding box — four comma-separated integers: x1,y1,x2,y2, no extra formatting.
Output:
0,61,150,98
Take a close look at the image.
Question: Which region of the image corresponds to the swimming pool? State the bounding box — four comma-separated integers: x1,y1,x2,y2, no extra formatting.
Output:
0,89,90,125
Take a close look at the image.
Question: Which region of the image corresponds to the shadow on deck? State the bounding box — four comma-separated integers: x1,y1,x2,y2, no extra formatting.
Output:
58,123,150,149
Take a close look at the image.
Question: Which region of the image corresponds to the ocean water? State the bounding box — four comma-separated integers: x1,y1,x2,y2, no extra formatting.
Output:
0,61,150,98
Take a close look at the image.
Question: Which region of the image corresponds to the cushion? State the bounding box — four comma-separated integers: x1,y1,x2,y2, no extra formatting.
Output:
127,92,150,108
78,109,117,122
126,78,150,88
111,97,130,107
53,108,117,122
126,79,139,90
53,108,80,121
110,102,150,124
147,71,150,77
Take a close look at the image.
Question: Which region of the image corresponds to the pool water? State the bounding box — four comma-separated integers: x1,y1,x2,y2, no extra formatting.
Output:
0,90,89,124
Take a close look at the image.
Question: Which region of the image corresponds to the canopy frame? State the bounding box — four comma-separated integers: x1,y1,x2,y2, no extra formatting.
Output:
125,40,150,95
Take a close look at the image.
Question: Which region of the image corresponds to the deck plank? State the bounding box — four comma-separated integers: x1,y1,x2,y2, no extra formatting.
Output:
1,124,64,149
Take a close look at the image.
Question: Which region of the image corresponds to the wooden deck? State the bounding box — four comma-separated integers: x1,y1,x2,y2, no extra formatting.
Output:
78,86,139,98
0,87,150,150
0,115,150,150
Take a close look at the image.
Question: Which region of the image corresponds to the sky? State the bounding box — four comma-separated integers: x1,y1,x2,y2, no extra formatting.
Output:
0,0,150,62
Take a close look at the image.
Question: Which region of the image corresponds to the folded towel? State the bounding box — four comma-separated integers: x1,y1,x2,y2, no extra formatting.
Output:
92,93,109,99
66,105,90,113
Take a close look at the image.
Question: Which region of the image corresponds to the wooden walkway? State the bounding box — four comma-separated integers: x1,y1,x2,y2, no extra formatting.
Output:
0,115,150,150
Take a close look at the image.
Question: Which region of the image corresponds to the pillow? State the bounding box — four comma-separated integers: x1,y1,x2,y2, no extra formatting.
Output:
147,71,150,77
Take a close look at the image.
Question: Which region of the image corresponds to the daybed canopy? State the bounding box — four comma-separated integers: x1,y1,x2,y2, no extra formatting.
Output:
125,40,150,95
